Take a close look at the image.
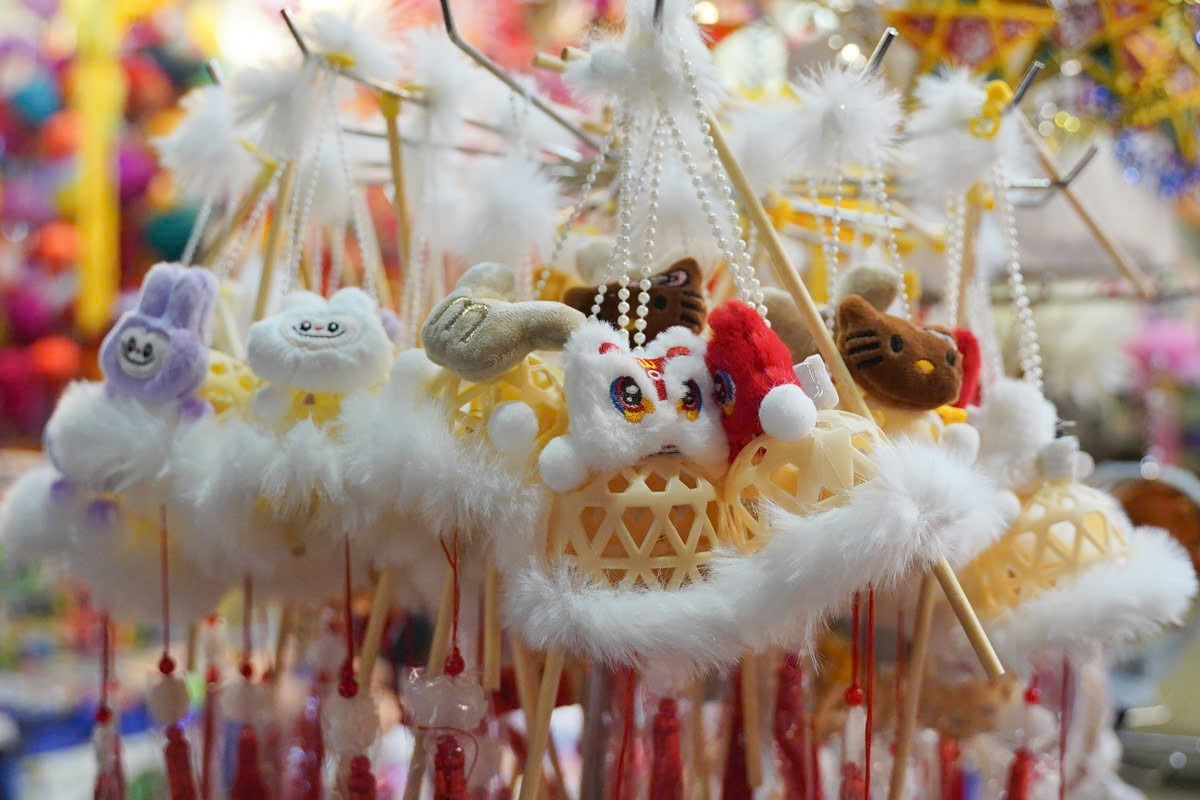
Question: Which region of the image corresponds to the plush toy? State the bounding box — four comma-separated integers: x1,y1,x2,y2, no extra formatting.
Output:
562,257,708,340
537,320,726,493
703,300,821,460
246,287,392,427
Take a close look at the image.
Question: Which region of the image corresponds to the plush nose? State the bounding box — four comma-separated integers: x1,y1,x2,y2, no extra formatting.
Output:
314,325,325,331
915,359,934,375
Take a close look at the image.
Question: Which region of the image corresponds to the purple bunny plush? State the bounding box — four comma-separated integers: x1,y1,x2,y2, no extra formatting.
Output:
98,262,217,406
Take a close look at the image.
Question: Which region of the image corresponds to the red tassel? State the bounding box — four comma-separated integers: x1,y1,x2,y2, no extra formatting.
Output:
93,725,124,800
609,668,640,800
720,668,752,800
649,698,683,800
938,738,963,800
773,655,810,800
1006,747,1037,800
837,761,865,800
347,755,378,800
230,725,268,800
434,735,469,800
164,724,198,800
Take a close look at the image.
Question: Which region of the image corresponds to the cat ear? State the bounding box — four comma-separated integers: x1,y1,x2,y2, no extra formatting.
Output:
835,294,882,333
329,287,378,316
663,258,701,287
137,262,185,318
566,319,628,361
164,269,218,336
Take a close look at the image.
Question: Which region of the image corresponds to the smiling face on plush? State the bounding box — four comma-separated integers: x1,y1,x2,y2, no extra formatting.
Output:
537,321,725,492
98,262,216,403
247,288,392,394
836,295,962,411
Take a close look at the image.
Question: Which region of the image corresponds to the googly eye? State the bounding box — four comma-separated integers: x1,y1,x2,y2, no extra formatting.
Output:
300,320,313,332
677,379,703,421
713,370,736,416
328,322,339,333
610,375,652,423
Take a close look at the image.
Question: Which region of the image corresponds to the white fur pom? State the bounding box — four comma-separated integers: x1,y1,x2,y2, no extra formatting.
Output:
148,674,190,726
537,437,588,494
759,384,817,442
488,401,539,467
399,27,477,142
44,382,177,495
322,692,380,756
970,378,1058,492
458,152,562,271
940,422,981,465
0,466,71,563
229,49,321,160
984,526,1198,667
903,69,1005,201
297,0,402,83
788,64,901,173
727,104,799,196
153,85,255,203
565,0,722,114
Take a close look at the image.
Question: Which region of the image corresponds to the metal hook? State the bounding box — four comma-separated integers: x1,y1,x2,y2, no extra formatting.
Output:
279,9,308,58
1011,144,1098,207
864,28,898,74
205,60,223,85
1005,60,1043,113
439,0,599,150
653,0,665,29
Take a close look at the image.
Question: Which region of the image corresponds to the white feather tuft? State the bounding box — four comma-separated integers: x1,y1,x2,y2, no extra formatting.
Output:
297,0,402,83
153,85,256,203
228,48,321,160
457,152,562,273
970,378,1059,492
0,466,71,563
565,0,722,114
399,27,477,144
788,64,901,173
727,103,799,196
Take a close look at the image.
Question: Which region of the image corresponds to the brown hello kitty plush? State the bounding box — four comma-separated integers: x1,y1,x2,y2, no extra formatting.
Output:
561,258,707,340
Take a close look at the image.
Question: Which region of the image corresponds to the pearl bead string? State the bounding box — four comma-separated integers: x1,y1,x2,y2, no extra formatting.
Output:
181,194,214,267
592,110,637,327
330,90,375,300
942,194,966,328
632,111,667,348
869,155,908,321
214,162,283,281
993,162,1043,393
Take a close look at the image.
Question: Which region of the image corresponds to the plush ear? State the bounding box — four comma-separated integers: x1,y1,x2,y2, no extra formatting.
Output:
761,287,821,363
646,325,705,358
137,262,185,318
565,319,628,361
664,258,701,287
164,269,218,336
281,290,325,311
833,264,900,311
952,328,981,408
835,294,882,334
329,287,378,315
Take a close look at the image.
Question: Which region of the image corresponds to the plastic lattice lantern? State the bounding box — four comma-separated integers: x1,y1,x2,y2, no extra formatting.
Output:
959,437,1130,620
545,456,730,590
721,410,885,552
198,350,261,418
428,354,566,449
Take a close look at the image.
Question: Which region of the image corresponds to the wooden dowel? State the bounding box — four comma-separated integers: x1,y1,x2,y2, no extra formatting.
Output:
359,567,394,689
1017,115,1155,300
518,648,566,800
511,639,568,800
741,654,763,787
534,52,567,73
272,605,292,679
252,162,295,322
186,621,199,673
402,572,454,800
482,566,502,692
213,290,243,360
887,576,937,800
688,680,710,800
957,192,984,323
380,94,411,284
197,162,276,266
708,114,1004,680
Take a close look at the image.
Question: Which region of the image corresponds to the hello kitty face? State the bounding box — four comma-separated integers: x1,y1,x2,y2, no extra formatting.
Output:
247,288,392,394
538,322,726,492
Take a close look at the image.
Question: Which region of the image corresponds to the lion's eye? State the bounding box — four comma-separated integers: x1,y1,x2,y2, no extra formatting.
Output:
713,370,736,416
609,376,653,423
677,379,702,421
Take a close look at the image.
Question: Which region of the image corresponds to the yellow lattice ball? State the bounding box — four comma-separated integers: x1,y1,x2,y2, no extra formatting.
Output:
199,349,260,417
545,456,731,591
427,354,566,450
721,410,885,552
958,479,1132,620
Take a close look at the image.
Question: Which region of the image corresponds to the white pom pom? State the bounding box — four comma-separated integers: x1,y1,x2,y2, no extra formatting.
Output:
789,65,901,172
759,384,817,443
322,692,380,756
148,674,191,726
940,423,981,465
538,437,588,493
488,402,538,465
404,671,488,731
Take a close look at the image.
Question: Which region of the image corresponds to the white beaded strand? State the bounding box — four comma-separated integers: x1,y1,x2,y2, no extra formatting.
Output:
181,194,214,267
633,111,667,348
994,162,1043,393
942,194,966,328
214,162,283,281
869,155,909,320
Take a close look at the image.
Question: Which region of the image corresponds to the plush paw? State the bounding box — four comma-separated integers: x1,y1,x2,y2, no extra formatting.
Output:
49,477,76,505
177,395,211,420
488,402,539,467
759,384,818,443
940,423,981,464
84,499,118,530
538,437,589,493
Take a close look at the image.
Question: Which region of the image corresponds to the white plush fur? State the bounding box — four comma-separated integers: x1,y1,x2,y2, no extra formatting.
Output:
565,0,722,115
488,401,540,467
153,85,255,203
0,466,72,563
715,438,1014,650
458,152,562,274
229,48,321,160
970,378,1059,492
981,526,1198,668
759,384,817,443
903,69,1007,201
399,27,477,144
503,560,744,673
538,322,726,492
297,0,402,83
246,288,391,396
788,64,901,173
44,381,178,496
728,103,800,196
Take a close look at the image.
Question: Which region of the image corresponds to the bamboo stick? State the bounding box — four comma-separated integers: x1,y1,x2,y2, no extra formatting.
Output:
197,161,276,267
707,115,1004,680
887,575,937,800
252,162,296,322
518,648,566,800
741,653,763,787
359,567,394,688
380,93,411,281
482,566,502,692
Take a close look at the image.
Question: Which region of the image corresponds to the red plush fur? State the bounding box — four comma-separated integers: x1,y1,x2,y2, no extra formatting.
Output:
952,329,981,408
705,300,799,460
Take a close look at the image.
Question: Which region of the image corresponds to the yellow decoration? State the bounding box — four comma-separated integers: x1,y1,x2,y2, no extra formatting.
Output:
198,350,260,417
284,391,344,427
968,80,1013,138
